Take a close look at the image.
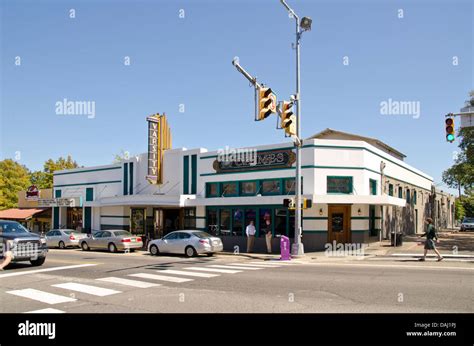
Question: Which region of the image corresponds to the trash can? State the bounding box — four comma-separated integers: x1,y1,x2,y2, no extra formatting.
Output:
279,235,291,261
390,232,403,246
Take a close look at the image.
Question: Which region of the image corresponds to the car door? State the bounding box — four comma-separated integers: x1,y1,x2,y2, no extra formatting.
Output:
99,231,112,249
177,232,192,254
160,232,178,253
45,230,58,247
89,231,102,248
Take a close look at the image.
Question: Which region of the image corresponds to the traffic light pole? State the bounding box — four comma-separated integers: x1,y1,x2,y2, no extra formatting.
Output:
281,0,304,257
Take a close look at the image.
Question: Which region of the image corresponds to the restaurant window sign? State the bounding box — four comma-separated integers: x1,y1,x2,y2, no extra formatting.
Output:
146,113,172,185
327,176,353,194
213,149,296,173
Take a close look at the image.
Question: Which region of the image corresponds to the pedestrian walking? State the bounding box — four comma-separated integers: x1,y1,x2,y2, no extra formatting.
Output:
246,220,256,253
264,220,272,254
419,217,444,262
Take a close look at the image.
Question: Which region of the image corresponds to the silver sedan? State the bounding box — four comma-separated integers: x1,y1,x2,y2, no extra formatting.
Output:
148,230,223,257
80,230,143,253
45,229,88,249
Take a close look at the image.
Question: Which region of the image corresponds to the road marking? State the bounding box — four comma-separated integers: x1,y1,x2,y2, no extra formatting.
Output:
390,253,474,259
246,262,283,267
184,267,242,274
228,263,281,268
157,270,219,278
96,277,160,288
25,308,65,314
208,265,262,270
129,273,193,283
7,289,77,305
53,283,121,296
308,262,474,271
0,264,98,279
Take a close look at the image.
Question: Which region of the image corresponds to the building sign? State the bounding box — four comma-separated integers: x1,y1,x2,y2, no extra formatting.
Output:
213,149,296,173
26,185,39,201
327,177,353,194
38,197,82,207
146,113,172,185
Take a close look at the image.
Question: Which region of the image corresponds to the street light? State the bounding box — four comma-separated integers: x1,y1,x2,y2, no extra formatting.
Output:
280,0,311,257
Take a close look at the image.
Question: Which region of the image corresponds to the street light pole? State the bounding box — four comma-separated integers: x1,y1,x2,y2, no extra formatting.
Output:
280,0,306,257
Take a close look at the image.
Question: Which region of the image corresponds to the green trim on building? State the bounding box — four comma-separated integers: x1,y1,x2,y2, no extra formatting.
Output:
303,217,328,220
351,216,381,220
200,146,295,160
191,155,197,194
55,190,62,198
327,176,353,194
53,166,121,176
351,230,370,233
53,207,59,229
54,180,122,188
84,207,92,231
123,163,129,196
129,162,134,195
183,156,189,194
101,215,130,219
86,188,94,202
201,166,295,176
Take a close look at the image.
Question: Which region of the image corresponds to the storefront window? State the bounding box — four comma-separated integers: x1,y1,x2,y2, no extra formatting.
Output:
284,179,296,194
232,209,244,236
288,210,295,239
261,180,281,195
206,183,219,197
259,208,272,237
67,207,83,231
240,181,257,196
207,209,218,236
274,209,287,236
388,184,394,196
184,208,196,229
219,209,231,235
245,209,257,231
221,182,238,197
327,176,353,194
131,209,145,235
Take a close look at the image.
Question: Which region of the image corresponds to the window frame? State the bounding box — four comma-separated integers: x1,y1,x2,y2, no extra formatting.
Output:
327,176,353,194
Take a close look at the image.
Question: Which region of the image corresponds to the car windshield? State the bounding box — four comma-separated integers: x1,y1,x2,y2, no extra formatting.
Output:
192,231,212,239
113,231,132,237
0,221,29,234
463,218,474,223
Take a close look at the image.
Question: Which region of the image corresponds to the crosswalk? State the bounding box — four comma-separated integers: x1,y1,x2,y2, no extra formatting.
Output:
3,260,297,313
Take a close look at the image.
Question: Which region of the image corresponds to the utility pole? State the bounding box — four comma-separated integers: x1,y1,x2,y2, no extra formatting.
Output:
280,0,312,257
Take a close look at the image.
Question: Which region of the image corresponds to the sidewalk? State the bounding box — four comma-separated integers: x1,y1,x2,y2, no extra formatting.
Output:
217,230,474,262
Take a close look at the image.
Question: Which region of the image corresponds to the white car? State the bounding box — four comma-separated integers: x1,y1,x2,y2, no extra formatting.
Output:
45,229,88,249
148,230,223,257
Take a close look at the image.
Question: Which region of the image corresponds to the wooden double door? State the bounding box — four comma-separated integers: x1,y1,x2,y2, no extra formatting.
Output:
328,205,351,244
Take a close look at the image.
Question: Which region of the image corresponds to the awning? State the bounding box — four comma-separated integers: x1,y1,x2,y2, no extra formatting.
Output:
0,208,49,220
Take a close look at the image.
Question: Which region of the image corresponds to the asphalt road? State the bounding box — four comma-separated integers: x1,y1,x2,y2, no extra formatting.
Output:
0,249,472,313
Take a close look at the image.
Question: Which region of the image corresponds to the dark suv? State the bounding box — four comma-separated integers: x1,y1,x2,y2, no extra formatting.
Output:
0,220,48,267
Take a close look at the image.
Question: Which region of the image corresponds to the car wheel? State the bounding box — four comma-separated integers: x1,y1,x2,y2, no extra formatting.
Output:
150,245,160,256
58,241,65,249
81,242,90,251
185,246,197,257
30,257,46,266
206,253,214,257
108,243,117,253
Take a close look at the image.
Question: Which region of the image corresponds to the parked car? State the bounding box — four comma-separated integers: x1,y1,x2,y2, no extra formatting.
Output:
80,230,143,253
460,217,474,232
148,230,223,257
45,229,88,249
0,220,48,267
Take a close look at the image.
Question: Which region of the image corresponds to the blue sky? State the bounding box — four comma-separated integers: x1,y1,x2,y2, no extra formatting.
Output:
0,0,472,192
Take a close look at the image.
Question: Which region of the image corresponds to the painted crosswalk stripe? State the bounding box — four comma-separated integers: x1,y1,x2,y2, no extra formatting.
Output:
25,308,65,314
53,283,121,296
96,277,160,288
129,273,193,283
208,265,262,271
184,267,242,274
247,261,284,266
7,289,77,305
157,270,219,278
240,262,282,267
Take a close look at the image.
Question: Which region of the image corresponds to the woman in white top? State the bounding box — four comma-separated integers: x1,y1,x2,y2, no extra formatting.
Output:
246,221,256,253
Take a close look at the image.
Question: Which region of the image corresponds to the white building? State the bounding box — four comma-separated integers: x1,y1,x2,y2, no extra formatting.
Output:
52,128,455,252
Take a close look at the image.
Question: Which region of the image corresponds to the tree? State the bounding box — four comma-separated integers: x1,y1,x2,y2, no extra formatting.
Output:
442,163,468,197
0,159,31,210
454,198,465,221
29,156,80,189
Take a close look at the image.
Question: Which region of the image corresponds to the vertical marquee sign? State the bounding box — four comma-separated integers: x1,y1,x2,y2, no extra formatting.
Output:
146,113,172,184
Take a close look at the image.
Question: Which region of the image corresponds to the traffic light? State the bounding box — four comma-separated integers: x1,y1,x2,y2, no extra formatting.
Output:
445,115,455,143
258,87,276,121
280,101,296,136
303,198,312,209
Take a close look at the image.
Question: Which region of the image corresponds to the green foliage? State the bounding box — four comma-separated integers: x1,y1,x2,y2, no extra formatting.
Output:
461,194,474,218
29,156,79,189
455,198,465,220
0,159,31,210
